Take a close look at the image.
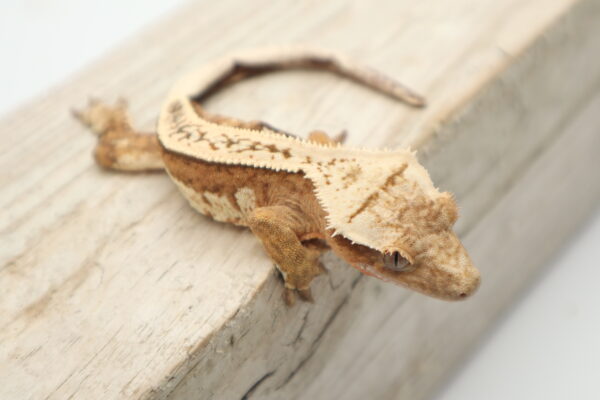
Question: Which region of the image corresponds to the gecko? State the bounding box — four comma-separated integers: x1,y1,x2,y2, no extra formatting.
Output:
74,46,480,306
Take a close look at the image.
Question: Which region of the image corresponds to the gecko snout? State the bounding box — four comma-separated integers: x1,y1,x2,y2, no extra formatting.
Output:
411,231,481,300
446,265,480,300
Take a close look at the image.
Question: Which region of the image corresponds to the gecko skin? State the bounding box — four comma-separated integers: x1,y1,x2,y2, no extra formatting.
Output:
75,46,480,305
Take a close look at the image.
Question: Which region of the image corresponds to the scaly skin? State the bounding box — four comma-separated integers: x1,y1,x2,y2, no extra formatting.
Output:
74,47,480,305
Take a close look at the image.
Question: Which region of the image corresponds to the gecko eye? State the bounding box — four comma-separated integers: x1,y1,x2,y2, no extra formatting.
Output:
384,251,413,272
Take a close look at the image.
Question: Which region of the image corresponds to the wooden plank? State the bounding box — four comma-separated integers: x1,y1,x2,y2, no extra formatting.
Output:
1,0,599,399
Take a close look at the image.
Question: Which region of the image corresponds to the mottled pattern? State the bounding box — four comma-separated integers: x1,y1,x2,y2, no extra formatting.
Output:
234,187,258,216
77,47,480,303
158,97,479,300
161,149,325,233
159,99,443,255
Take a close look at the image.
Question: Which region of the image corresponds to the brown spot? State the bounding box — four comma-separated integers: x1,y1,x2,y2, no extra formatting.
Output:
222,134,238,148
347,192,380,223
262,144,292,159
193,129,208,142
341,165,362,187
234,141,261,153
347,164,407,223
200,192,210,205
381,164,408,189
228,192,242,212
169,101,182,113
281,148,292,159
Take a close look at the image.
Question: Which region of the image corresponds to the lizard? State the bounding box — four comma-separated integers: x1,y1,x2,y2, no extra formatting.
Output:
74,46,480,306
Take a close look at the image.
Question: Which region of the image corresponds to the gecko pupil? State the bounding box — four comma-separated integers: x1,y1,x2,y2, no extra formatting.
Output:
384,251,410,272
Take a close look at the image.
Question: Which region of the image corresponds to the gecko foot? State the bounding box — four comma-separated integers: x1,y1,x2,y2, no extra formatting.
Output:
308,130,347,146
281,259,325,307
72,98,164,171
72,98,130,136
283,287,315,307
334,130,348,144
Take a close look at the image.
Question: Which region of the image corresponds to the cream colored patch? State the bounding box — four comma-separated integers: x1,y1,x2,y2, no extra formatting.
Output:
234,187,257,215
203,192,244,223
167,175,209,214
167,173,245,224
116,153,163,171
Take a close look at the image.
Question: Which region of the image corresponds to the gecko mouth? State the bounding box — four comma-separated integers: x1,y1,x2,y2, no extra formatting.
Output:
361,263,406,282
357,261,480,301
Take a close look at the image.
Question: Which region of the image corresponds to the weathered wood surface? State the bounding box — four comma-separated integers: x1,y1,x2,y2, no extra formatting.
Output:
2,0,600,399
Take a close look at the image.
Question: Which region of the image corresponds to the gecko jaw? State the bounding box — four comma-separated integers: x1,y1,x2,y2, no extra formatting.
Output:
358,260,480,301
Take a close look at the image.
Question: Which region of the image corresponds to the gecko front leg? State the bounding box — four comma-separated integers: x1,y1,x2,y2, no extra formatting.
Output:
248,206,327,306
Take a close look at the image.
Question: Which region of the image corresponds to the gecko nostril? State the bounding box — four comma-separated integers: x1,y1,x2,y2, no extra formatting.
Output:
459,293,467,298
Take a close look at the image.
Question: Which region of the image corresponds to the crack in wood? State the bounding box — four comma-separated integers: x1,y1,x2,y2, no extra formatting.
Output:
290,310,310,346
44,325,124,400
276,274,362,390
240,371,275,400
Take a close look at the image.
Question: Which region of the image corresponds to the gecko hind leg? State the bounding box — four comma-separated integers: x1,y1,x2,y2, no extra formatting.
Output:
308,130,347,146
73,99,164,172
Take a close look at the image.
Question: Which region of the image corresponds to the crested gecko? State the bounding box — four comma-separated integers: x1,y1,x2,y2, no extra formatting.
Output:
74,46,480,306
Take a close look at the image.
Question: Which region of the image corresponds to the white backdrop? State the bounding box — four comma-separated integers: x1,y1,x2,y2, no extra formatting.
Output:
1,1,599,399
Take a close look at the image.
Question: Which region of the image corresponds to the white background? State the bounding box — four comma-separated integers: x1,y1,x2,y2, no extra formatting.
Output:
1,1,599,399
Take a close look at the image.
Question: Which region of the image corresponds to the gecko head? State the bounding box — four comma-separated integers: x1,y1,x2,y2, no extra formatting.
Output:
327,192,480,300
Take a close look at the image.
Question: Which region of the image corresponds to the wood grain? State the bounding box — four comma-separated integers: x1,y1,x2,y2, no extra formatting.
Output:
1,0,599,399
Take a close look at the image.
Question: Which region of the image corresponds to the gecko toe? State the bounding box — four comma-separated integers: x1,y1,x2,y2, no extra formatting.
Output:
316,261,328,275
297,288,314,303
335,130,348,144
283,288,296,307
